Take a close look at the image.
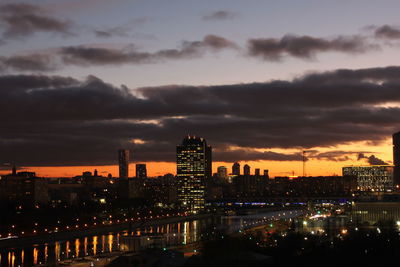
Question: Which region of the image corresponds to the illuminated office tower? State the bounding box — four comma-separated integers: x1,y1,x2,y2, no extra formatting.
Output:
232,162,240,175
118,149,130,178
177,136,212,211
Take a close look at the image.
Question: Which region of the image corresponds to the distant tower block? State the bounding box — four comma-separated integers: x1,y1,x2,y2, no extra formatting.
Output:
243,164,250,175
263,169,269,178
118,149,130,178
232,162,240,175
217,166,228,179
12,164,16,176
136,164,147,178
255,168,260,176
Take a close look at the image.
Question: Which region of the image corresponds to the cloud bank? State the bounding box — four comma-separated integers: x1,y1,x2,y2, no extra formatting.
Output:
0,65,399,166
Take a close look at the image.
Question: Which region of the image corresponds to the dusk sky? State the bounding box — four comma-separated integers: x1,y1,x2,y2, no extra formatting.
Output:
2,0,400,177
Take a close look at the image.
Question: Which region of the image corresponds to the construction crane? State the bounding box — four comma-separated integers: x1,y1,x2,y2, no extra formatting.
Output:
302,150,313,177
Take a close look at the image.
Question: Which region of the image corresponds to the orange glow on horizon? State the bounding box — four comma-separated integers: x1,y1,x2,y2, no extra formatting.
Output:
0,139,393,178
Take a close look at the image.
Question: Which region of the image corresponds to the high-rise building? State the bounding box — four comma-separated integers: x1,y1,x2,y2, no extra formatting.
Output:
232,162,240,175
217,166,228,179
118,149,130,178
243,164,250,175
136,164,147,178
263,169,269,178
393,132,400,186
177,135,212,211
255,168,260,176
343,165,394,191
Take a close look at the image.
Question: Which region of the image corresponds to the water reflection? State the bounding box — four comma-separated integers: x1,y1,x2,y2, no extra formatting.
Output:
21,250,24,267
92,236,97,255
33,247,38,265
0,210,294,266
108,234,113,252
74,238,80,257
55,242,60,262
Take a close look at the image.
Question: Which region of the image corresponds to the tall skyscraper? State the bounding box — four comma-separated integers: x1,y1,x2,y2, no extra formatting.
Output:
255,168,260,176
243,164,250,175
118,149,130,178
232,162,240,175
263,169,269,178
393,131,400,186
217,166,228,179
136,164,147,178
177,135,212,211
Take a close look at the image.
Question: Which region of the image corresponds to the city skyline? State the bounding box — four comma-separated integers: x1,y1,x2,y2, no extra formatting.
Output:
2,0,400,178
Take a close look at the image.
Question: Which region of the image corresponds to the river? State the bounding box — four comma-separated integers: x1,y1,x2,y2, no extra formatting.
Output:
0,209,303,267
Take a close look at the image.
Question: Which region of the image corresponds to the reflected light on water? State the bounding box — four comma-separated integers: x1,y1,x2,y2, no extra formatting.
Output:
75,239,80,257
108,234,113,252
33,247,38,266
92,236,98,255
55,242,60,262
65,241,70,258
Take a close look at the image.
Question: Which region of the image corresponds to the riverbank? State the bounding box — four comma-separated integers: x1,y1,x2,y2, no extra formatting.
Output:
0,213,213,249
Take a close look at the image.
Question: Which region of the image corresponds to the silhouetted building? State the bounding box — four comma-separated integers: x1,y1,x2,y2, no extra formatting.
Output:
343,165,394,191
393,131,400,186
136,164,147,178
255,168,260,176
243,164,250,175
177,135,212,211
118,149,130,178
217,166,228,179
232,162,240,175
0,173,49,204
263,169,269,177
12,164,16,176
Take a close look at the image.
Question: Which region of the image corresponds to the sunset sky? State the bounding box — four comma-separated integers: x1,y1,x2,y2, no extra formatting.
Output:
1,0,400,177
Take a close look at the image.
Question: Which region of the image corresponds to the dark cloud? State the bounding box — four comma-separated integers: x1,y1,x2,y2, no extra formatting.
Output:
0,3,72,39
0,35,236,71
0,53,59,72
94,28,129,38
94,18,147,38
374,25,400,39
60,35,237,66
247,34,375,61
202,10,236,21
1,65,399,167
0,74,78,91
214,148,302,162
357,153,388,165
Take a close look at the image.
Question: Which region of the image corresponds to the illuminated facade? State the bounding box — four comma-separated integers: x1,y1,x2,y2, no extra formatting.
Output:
342,165,394,191
352,201,400,225
177,136,212,211
118,149,130,178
